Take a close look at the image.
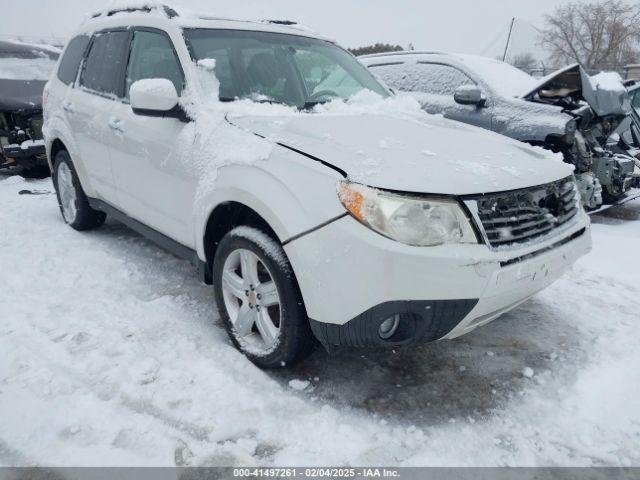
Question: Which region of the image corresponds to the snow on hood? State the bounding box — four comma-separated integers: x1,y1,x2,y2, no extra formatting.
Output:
227,94,573,195
520,64,631,117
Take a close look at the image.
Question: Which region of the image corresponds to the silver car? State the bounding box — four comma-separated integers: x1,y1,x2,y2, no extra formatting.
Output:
361,52,638,209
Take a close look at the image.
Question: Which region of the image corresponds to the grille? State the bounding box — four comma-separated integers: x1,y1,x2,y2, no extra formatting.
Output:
474,177,580,248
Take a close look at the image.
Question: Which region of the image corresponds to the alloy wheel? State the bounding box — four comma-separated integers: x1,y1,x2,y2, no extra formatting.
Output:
221,248,282,354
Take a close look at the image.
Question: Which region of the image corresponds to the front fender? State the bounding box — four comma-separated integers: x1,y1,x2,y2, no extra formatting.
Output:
193,146,345,260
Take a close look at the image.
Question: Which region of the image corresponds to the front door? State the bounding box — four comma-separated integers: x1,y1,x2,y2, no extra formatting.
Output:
108,29,196,247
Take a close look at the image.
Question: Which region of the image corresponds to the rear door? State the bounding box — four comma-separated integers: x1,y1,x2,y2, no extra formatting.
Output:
108,28,196,247
65,30,129,202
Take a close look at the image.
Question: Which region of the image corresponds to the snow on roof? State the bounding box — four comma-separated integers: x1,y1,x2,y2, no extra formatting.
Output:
84,0,321,38
88,0,168,19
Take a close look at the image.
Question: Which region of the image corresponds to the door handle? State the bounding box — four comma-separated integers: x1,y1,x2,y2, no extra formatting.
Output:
108,117,124,132
63,102,74,113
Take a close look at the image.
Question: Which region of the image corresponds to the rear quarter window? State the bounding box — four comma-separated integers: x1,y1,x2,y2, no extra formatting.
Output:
81,31,130,96
57,35,90,85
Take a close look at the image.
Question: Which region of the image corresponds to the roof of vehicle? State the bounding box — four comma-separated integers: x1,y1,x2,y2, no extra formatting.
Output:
79,1,327,40
359,50,446,60
0,40,60,59
360,51,506,66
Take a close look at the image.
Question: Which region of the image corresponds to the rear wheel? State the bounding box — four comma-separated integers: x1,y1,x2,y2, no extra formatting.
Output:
212,226,315,368
53,150,106,231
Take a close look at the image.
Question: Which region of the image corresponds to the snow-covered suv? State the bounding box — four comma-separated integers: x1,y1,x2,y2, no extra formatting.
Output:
43,3,592,368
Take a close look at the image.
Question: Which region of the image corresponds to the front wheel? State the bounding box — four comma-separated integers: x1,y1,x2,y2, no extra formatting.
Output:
212,226,315,368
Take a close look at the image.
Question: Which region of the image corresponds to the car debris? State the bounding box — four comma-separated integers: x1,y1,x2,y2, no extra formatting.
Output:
0,40,59,177
361,53,639,209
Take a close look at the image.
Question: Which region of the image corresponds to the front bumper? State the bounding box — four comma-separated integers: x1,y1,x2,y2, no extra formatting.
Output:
285,210,591,348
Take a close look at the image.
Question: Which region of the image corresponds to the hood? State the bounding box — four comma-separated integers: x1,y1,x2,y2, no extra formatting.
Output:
228,113,573,195
520,64,631,117
0,79,45,112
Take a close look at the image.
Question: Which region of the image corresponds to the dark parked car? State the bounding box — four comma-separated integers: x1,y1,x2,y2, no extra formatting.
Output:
0,40,59,177
361,53,639,209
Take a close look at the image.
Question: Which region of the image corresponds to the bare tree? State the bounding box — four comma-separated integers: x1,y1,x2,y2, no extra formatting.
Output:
540,0,640,70
510,52,538,73
349,43,403,57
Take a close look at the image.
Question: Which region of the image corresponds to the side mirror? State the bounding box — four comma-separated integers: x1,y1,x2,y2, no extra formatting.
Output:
130,78,187,121
454,85,486,107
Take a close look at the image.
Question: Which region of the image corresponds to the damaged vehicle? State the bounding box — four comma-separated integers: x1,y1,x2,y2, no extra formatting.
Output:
44,4,591,368
0,40,59,177
361,53,638,209
611,80,640,166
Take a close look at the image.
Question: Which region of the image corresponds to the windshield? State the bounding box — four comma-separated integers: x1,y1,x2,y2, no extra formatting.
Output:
0,56,57,81
184,28,389,108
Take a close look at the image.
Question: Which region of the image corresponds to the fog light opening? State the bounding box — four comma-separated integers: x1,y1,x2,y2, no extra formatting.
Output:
379,314,400,340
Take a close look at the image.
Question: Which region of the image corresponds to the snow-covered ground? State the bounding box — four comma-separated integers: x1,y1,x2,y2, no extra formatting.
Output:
1,173,638,467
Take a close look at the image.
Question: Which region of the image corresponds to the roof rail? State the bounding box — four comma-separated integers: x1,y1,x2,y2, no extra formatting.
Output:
263,19,298,25
359,50,445,59
90,3,178,20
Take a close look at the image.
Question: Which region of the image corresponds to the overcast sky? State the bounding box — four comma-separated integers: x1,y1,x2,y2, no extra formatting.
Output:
3,0,592,59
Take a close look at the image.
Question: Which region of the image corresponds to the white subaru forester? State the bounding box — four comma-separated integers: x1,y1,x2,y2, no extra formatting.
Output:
43,3,592,368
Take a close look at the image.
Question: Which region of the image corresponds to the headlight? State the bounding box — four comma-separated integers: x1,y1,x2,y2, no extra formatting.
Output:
338,181,478,246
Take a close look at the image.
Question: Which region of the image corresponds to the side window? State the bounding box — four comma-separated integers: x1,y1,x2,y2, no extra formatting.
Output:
57,35,90,85
124,30,184,98
81,31,130,96
371,62,475,95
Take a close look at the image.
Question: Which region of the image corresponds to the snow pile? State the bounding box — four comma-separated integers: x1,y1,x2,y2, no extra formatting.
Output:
312,89,425,120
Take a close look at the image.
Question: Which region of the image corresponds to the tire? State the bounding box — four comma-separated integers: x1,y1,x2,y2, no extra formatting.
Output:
212,226,315,368
52,150,106,231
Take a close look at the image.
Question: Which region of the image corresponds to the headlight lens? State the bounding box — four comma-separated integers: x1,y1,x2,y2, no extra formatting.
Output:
338,181,478,246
